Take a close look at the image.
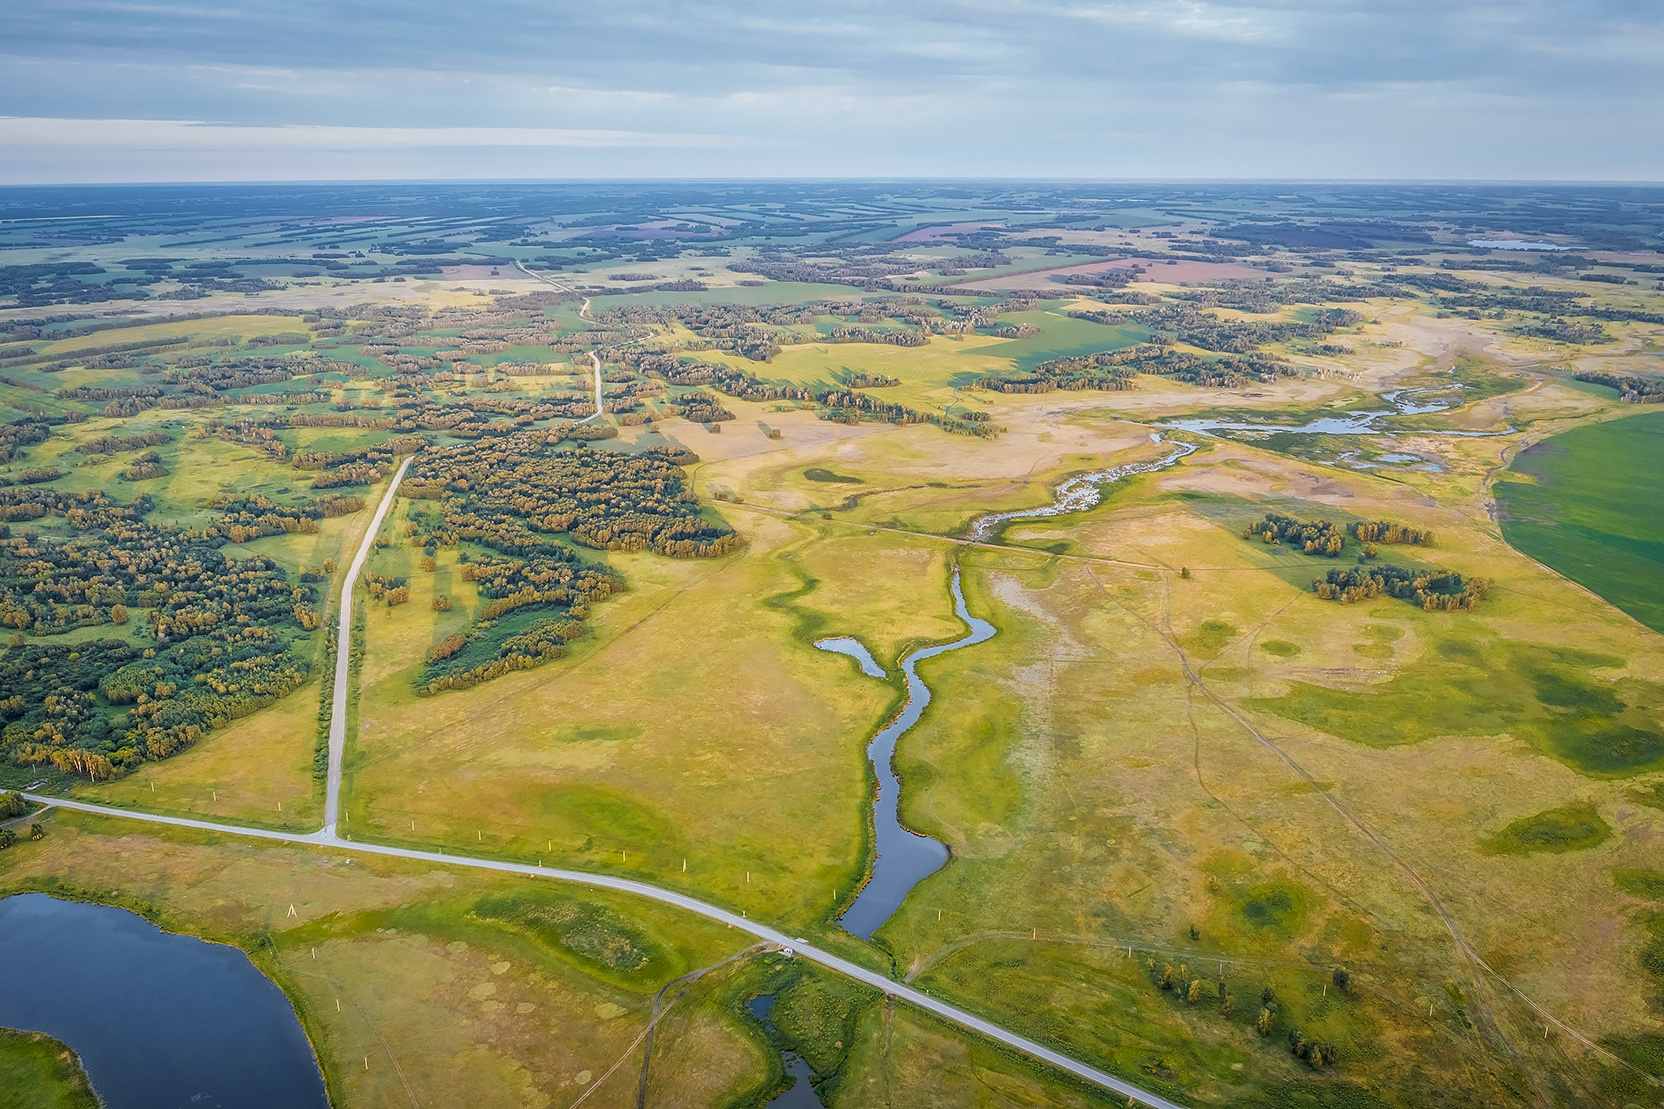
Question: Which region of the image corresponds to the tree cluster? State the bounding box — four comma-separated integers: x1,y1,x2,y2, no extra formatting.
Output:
1313,565,1490,610
1245,513,1346,556
1097,304,1358,354
984,343,1295,394
1574,371,1664,403
0,421,51,464
291,433,430,487
77,430,172,455
0,488,317,776
672,391,736,424
209,492,364,544
1351,520,1433,545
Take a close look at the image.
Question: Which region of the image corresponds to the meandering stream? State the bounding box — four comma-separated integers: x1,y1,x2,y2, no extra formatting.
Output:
817,572,995,939
822,439,1204,937
967,436,1198,542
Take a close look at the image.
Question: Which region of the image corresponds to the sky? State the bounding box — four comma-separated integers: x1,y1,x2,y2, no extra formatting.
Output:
1,0,1661,184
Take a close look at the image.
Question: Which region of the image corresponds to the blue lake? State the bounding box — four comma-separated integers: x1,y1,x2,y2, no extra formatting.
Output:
0,893,328,1109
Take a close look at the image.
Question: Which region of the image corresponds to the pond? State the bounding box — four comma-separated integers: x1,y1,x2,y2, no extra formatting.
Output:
1467,238,1568,251
0,893,328,1109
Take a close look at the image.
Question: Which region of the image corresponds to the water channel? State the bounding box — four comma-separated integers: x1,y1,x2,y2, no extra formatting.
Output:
1156,381,1513,442
816,571,995,939
819,438,1212,938
748,993,823,1107
967,436,1199,542
0,893,328,1109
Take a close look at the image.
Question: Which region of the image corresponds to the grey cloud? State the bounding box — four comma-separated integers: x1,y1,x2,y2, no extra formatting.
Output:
0,0,1660,180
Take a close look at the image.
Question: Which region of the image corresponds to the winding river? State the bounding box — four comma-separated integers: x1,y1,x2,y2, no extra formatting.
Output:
818,571,995,939
0,893,328,1109
824,439,1201,938
967,436,1198,542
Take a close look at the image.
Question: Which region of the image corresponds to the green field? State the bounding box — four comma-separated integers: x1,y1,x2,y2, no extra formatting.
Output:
1498,412,1664,632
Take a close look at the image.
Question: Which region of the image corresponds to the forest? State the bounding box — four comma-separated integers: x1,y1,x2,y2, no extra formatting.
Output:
403,433,740,694
0,487,322,777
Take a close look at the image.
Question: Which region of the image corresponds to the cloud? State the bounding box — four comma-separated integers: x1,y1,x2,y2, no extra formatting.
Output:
0,1,1660,180
0,117,754,151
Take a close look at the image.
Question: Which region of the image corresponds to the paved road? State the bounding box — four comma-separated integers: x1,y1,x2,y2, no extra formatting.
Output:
513,259,591,318
509,260,602,418
23,793,1184,1109
322,457,411,839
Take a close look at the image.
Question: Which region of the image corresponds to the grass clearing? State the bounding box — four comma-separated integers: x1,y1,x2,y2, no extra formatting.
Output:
1481,803,1613,855
0,1029,100,1109
1251,638,1664,778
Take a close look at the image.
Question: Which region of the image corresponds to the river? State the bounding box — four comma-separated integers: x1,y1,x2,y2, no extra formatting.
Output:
0,893,328,1109
967,436,1198,542
822,437,1206,937
817,571,994,939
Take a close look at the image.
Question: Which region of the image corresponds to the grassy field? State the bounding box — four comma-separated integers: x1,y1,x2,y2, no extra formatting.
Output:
346,508,925,936
0,1029,100,1109
844,427,1664,1107
1498,410,1664,633
0,810,1138,1108
5,184,1664,1108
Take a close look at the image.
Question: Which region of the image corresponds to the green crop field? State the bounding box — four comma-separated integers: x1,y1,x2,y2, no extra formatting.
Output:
1498,411,1664,633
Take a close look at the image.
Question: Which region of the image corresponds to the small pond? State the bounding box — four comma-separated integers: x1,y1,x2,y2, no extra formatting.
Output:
0,893,328,1109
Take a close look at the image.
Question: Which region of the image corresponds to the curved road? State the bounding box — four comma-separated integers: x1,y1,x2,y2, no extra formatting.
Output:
22,448,1186,1109
512,260,602,419
21,793,1183,1108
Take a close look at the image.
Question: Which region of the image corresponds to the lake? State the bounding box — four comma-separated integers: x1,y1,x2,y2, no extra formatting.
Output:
0,893,328,1109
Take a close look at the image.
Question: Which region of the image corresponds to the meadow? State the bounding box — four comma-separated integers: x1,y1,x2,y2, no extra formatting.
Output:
2,181,1664,1107
0,1029,100,1109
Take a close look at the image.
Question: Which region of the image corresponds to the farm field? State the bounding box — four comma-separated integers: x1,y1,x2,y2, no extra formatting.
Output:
1497,410,1664,634
2,181,1664,1108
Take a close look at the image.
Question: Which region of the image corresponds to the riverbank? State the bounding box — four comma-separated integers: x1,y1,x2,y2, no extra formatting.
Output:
0,1027,101,1109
